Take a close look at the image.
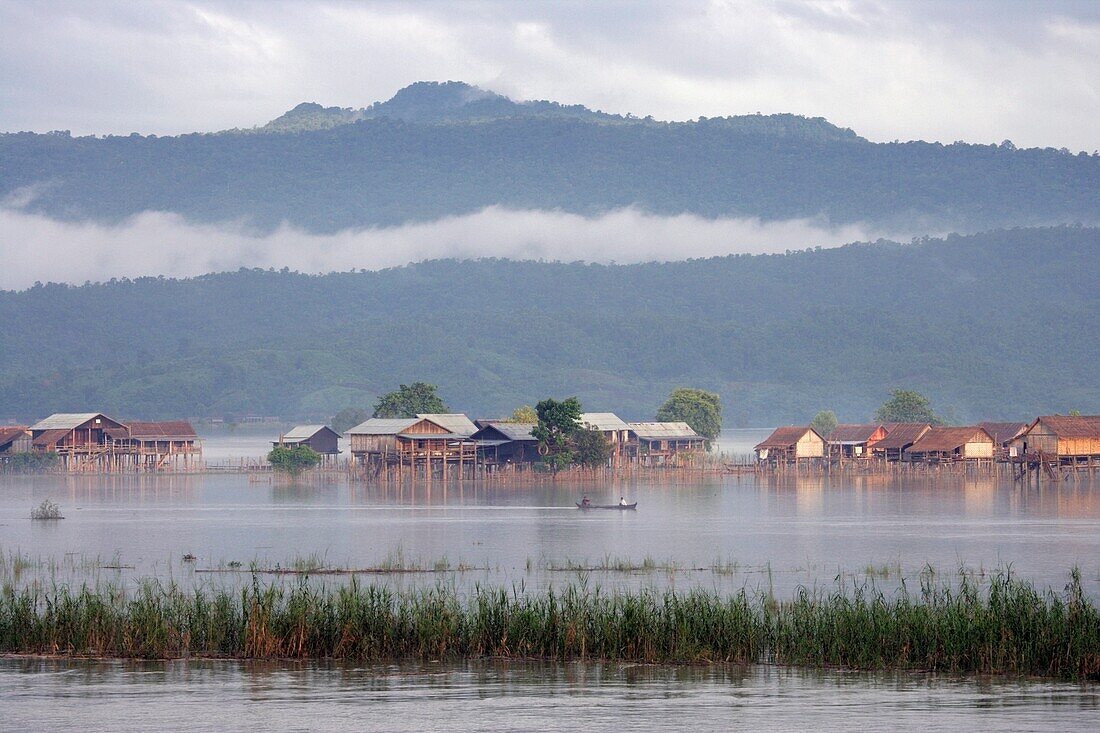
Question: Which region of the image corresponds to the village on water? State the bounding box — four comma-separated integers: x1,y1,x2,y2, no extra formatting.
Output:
1,401,1099,482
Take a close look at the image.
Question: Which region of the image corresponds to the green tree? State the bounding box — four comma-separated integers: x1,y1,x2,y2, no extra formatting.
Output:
507,405,538,423
330,406,369,433
655,388,722,441
531,397,582,473
372,382,449,418
811,410,838,438
267,445,322,475
572,427,612,468
874,389,943,424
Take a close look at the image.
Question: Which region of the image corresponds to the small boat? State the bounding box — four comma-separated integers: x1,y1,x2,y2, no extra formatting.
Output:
576,502,637,510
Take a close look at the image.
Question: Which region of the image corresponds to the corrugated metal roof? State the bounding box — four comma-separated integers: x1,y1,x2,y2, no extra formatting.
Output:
828,424,884,444
280,425,330,441
1031,416,1100,440
909,427,993,453
579,412,630,432
629,422,701,439
347,418,418,435
417,413,477,437
875,423,932,450
755,426,821,449
472,422,537,441
29,413,107,431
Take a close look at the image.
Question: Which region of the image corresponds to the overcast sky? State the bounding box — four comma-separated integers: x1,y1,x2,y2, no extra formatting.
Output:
1,0,1098,150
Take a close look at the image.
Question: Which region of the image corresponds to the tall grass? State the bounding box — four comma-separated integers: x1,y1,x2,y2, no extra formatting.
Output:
1,569,1097,678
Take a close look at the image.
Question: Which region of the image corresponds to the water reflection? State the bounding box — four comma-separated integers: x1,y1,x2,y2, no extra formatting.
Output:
2,463,1098,599
2,657,1097,733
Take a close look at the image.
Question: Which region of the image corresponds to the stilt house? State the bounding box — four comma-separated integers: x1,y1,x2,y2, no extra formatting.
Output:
275,425,342,456
1014,416,1100,460
826,424,888,459
872,423,932,461
470,421,539,465
754,426,826,463
629,422,707,464
579,413,636,460
0,426,31,454
906,426,995,463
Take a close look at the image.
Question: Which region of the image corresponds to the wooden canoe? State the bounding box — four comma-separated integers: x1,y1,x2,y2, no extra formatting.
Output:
576,502,637,510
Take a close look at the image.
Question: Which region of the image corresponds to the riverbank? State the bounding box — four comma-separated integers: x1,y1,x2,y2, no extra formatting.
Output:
2,569,1097,679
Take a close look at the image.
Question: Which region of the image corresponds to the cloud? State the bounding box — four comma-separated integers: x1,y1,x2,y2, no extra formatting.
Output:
0,1,1096,150
0,206,889,290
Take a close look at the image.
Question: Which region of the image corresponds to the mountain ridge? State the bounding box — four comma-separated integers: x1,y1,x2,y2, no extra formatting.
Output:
0,227,1095,425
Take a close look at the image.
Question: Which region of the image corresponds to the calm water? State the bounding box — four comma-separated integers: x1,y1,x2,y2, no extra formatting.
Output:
2,432,1098,728
2,658,1097,733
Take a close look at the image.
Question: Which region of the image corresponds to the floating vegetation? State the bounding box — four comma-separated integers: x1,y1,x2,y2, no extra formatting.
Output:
29,499,63,521
0,568,1096,679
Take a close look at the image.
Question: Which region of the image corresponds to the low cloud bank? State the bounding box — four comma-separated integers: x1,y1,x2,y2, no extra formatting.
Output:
0,206,888,290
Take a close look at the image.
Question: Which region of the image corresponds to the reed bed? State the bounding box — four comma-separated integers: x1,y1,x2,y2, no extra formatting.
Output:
1,569,1097,679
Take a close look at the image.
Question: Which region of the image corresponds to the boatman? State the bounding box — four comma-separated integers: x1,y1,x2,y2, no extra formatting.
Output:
581,495,592,507
619,496,627,506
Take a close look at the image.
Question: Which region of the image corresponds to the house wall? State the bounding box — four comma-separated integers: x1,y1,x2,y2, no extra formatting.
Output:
962,440,994,459
796,431,825,458
1058,437,1100,456
350,434,398,454
306,431,340,455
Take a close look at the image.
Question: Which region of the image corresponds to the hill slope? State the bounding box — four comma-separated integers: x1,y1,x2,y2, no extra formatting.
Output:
0,227,1095,424
1,83,1096,234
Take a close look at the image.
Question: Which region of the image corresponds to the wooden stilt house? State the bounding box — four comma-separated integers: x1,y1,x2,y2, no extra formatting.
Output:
30,413,129,471
470,422,539,466
826,424,888,459
275,425,341,464
0,426,31,455
1014,416,1100,462
754,426,826,465
629,422,707,465
872,423,932,462
348,415,477,476
579,413,636,463
906,427,995,463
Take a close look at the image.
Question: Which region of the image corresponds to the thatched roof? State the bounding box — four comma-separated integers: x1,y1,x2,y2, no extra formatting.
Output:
977,422,1028,445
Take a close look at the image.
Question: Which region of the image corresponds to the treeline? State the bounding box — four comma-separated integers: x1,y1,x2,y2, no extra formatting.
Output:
1,82,1096,232
0,227,1095,424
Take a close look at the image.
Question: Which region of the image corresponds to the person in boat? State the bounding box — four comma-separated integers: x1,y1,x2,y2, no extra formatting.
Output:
581,495,592,507
619,496,627,506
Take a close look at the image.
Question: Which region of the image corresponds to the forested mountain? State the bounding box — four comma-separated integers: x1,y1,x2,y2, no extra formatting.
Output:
1,82,1096,233
0,227,1095,425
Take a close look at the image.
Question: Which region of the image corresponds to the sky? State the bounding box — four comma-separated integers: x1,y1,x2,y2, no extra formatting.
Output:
0,0,1096,288
1,0,1098,150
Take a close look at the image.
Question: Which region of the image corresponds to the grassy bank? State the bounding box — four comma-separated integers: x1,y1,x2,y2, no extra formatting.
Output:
1,570,1098,679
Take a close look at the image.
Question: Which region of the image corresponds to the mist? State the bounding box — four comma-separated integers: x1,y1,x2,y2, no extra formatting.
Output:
0,206,888,290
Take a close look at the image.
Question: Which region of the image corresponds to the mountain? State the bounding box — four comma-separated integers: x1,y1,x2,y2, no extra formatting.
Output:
0,227,1096,425
259,81,618,131
1,82,1095,233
